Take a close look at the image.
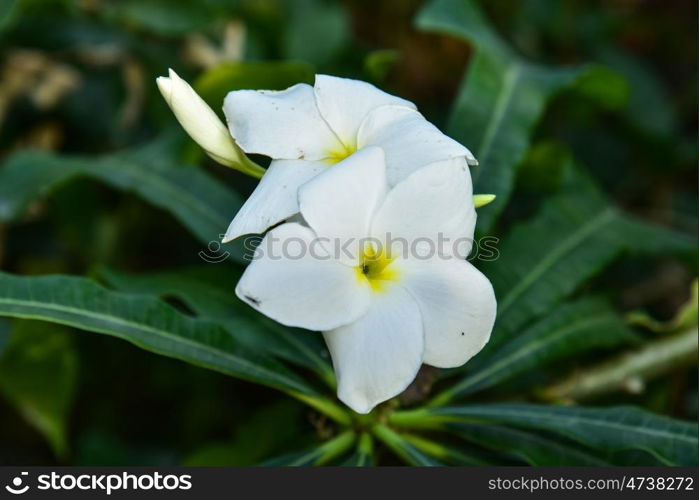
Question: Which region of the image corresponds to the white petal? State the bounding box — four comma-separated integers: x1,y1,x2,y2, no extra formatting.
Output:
357,105,476,185
298,146,388,265
222,159,326,242
236,223,371,331
313,74,415,149
371,157,476,259
323,284,424,414
224,83,344,161
157,69,251,168
397,257,496,368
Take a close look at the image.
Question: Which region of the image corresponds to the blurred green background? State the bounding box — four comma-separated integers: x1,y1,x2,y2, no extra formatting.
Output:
0,0,696,466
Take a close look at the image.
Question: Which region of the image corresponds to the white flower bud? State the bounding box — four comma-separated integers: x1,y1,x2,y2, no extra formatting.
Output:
156,69,263,177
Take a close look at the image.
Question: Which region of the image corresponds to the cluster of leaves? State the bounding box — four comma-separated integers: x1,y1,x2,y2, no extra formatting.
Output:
0,0,696,465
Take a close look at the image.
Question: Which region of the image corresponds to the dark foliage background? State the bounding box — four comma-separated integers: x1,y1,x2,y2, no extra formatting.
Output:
0,0,696,466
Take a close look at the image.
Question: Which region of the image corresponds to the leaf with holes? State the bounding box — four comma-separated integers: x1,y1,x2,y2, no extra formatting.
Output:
97,266,332,380
0,272,316,396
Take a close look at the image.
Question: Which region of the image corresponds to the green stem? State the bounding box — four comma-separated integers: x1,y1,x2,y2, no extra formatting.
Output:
320,369,337,391
401,433,451,460
357,432,374,456
315,430,356,465
371,423,407,460
287,391,352,426
539,327,698,402
425,389,454,408
403,433,490,466
237,156,265,179
388,408,448,430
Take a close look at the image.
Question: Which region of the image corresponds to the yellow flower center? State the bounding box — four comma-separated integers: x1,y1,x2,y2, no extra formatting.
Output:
326,141,356,165
355,244,400,293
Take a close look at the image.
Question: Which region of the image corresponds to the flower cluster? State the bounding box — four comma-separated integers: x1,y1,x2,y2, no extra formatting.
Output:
158,71,496,413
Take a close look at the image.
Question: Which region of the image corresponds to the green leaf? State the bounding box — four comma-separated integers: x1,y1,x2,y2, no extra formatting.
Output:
364,50,400,84
0,0,18,31
433,404,699,466
97,266,333,380
597,48,677,137
0,319,10,355
283,0,350,66
475,167,694,354
0,320,78,459
340,433,374,466
570,65,629,111
371,424,443,466
0,138,243,249
450,422,610,466
260,431,356,466
417,0,601,231
340,451,374,466
610,214,697,257
103,0,219,36
440,298,638,399
517,141,572,191
194,61,315,113
401,433,492,466
0,272,317,396
183,400,305,466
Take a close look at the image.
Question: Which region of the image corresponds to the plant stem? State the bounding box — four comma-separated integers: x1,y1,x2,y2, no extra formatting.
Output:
237,156,265,179
387,408,447,430
357,432,374,456
315,430,356,465
287,391,352,426
371,423,407,460
539,327,698,402
401,433,450,460
424,388,455,408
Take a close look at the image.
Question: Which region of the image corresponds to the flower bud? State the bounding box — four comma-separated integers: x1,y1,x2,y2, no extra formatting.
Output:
157,69,264,177
473,194,496,208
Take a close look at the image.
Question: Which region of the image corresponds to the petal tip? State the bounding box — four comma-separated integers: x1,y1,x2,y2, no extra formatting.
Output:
337,391,376,415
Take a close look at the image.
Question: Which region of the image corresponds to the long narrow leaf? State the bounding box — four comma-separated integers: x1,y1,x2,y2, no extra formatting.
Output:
0,138,242,248
260,431,355,466
97,267,333,379
450,422,610,466
433,404,699,466
417,0,603,231
476,167,694,355
372,424,443,466
340,434,375,466
440,298,638,399
0,272,316,396
0,320,78,459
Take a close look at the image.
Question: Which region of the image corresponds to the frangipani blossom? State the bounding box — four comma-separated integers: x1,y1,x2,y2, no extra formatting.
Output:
221,74,478,242
235,147,496,414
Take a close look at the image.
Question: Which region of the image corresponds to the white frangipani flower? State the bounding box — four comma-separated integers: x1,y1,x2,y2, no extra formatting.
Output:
235,147,496,414
156,69,264,178
221,74,478,242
